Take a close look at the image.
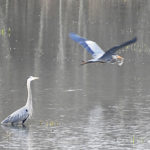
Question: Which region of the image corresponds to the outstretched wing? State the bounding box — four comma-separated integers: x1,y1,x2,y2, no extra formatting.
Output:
69,33,105,58
1,107,29,124
104,37,137,56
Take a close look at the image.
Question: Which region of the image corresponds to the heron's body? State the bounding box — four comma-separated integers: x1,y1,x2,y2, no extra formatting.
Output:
1,106,29,124
1,76,38,125
69,33,137,66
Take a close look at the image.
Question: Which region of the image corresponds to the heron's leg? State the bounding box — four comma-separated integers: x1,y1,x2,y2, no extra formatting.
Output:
22,124,26,128
11,122,14,126
99,61,105,63
81,60,94,65
22,118,27,125
81,61,88,65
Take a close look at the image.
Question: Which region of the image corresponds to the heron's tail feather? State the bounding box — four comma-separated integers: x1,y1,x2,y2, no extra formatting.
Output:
1,115,12,124
1,116,10,124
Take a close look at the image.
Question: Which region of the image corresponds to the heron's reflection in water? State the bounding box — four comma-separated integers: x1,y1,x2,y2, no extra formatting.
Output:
1,125,32,150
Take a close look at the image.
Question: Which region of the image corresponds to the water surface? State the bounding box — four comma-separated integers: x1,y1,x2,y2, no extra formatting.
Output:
0,0,150,149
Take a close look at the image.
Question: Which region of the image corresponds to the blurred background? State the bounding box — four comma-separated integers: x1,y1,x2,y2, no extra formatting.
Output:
0,0,150,149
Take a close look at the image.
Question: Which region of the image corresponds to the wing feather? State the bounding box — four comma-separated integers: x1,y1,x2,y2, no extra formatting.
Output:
69,33,105,58
1,107,29,124
104,37,137,56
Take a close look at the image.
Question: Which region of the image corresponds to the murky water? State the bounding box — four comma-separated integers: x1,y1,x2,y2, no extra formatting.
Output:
0,0,150,149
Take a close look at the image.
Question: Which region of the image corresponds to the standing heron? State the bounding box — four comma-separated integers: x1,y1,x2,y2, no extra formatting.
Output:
69,33,137,66
1,76,39,125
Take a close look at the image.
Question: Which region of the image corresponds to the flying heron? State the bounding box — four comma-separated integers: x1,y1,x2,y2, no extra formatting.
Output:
69,33,137,66
1,76,39,125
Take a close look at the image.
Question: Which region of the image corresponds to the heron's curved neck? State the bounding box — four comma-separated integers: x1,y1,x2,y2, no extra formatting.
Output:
26,80,32,109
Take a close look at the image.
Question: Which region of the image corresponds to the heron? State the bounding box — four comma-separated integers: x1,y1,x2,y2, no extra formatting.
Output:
1,76,39,125
69,33,137,66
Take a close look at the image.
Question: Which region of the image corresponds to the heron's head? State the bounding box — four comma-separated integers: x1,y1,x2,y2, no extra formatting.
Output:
112,55,124,66
28,76,39,82
116,55,123,60
116,55,124,66
112,55,123,60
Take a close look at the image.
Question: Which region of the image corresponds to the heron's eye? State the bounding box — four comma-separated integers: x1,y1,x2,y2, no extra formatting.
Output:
25,109,28,112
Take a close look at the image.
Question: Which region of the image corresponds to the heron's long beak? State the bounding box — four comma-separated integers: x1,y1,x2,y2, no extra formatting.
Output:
33,77,39,80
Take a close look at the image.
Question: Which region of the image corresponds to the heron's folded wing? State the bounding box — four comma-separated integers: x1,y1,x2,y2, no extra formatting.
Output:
104,37,137,56
1,107,29,124
69,33,105,58
1,113,20,123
